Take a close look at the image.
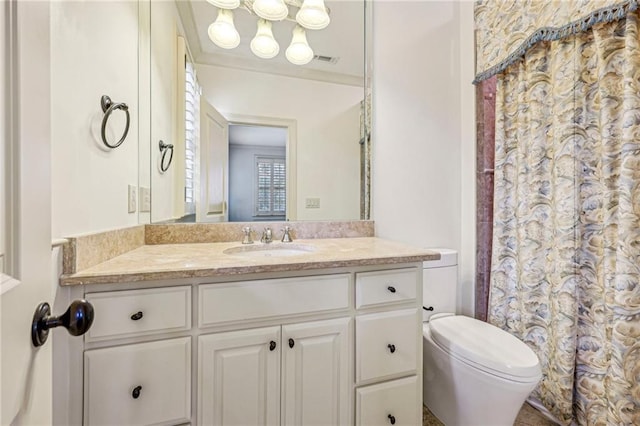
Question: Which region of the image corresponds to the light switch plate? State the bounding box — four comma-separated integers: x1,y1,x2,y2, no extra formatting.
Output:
140,187,151,212
128,185,137,213
305,197,320,209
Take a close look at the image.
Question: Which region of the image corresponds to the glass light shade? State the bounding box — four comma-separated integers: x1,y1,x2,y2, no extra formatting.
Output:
250,19,280,59
206,0,240,9
252,0,288,21
285,25,314,65
296,0,330,30
208,9,240,49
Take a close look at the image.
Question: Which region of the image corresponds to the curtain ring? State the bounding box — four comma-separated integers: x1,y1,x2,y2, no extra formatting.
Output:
100,95,130,149
159,140,174,172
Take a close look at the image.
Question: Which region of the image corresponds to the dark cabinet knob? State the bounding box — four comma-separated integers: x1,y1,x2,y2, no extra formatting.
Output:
423,306,434,311
387,286,396,293
130,311,144,321
388,414,396,424
132,385,142,399
387,344,396,353
269,340,277,351
289,338,295,348
31,300,95,347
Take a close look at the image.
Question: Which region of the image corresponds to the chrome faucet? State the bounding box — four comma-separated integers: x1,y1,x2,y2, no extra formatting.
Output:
281,226,293,243
241,226,253,244
261,227,273,244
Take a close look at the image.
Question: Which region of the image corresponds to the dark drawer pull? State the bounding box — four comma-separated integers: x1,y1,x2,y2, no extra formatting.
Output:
387,344,396,353
289,338,295,348
423,306,434,311
132,385,142,399
388,414,396,424
130,311,143,321
387,286,396,293
269,340,276,351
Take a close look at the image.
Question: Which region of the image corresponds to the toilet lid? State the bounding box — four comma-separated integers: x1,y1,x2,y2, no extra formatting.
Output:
429,315,541,380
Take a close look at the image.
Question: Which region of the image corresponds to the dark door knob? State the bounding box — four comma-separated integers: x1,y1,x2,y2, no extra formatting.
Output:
269,340,277,351
423,306,434,311
388,414,396,424
387,344,396,353
132,385,142,399
387,286,396,293
289,338,295,348
130,311,144,321
31,300,95,347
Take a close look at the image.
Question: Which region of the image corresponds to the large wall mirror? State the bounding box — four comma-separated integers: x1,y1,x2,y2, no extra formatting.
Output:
149,0,371,224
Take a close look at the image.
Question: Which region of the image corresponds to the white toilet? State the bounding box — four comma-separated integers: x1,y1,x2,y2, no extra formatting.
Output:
422,249,542,426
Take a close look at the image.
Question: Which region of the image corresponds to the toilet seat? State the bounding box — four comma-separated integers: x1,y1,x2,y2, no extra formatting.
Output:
426,315,541,382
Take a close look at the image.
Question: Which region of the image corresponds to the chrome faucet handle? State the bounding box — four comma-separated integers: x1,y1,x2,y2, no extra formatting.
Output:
281,226,293,243
261,227,273,244
242,226,254,244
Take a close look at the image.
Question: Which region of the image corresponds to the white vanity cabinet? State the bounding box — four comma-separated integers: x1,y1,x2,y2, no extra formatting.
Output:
66,264,423,426
198,317,350,426
354,268,423,426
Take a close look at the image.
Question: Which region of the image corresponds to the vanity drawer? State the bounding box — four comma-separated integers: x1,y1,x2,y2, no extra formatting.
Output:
84,337,191,426
85,286,191,342
355,376,419,426
355,268,418,309
355,309,418,383
199,274,350,327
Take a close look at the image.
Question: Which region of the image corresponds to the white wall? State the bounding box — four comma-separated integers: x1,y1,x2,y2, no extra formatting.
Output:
458,1,476,317
372,0,476,315
51,1,140,238
0,0,5,274
196,65,363,221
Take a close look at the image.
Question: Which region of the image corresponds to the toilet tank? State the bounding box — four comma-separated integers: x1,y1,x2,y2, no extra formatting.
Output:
423,249,458,322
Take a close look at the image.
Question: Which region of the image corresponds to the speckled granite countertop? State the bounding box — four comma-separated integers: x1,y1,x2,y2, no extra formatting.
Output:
61,237,439,286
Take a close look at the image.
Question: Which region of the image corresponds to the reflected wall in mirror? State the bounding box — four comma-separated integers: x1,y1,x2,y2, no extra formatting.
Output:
149,0,370,223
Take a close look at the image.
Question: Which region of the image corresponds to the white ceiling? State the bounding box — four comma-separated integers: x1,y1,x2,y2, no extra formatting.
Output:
176,0,365,85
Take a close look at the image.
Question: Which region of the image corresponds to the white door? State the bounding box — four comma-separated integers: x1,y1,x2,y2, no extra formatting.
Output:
1,1,55,425
198,326,281,426
197,99,229,222
281,317,351,426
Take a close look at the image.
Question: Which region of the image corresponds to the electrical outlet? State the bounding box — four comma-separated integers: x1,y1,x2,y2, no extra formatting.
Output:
140,187,151,212
128,185,137,213
305,197,320,209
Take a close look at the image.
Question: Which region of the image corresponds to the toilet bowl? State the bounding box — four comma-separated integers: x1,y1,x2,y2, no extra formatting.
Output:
422,250,541,426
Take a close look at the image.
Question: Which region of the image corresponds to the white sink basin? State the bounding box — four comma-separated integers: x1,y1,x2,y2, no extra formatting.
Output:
223,244,316,258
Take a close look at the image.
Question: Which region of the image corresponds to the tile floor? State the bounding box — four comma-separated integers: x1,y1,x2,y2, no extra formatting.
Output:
423,402,558,426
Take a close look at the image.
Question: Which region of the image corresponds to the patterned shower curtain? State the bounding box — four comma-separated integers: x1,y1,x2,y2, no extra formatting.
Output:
488,12,640,426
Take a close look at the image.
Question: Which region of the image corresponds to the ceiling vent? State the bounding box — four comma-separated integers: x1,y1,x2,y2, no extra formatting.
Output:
313,55,339,64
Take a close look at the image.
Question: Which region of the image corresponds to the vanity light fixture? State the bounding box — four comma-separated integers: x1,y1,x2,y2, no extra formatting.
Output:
296,0,330,30
205,0,330,65
253,0,289,21
285,25,314,65
250,19,280,59
208,8,241,49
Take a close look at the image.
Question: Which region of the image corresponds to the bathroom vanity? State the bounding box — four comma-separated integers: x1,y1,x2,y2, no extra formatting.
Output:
57,237,437,426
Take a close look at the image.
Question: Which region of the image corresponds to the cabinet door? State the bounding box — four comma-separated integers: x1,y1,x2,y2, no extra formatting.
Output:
84,337,191,426
281,317,351,426
199,326,281,426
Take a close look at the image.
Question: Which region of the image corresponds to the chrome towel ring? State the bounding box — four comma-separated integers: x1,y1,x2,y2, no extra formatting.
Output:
100,95,130,149
159,140,174,172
